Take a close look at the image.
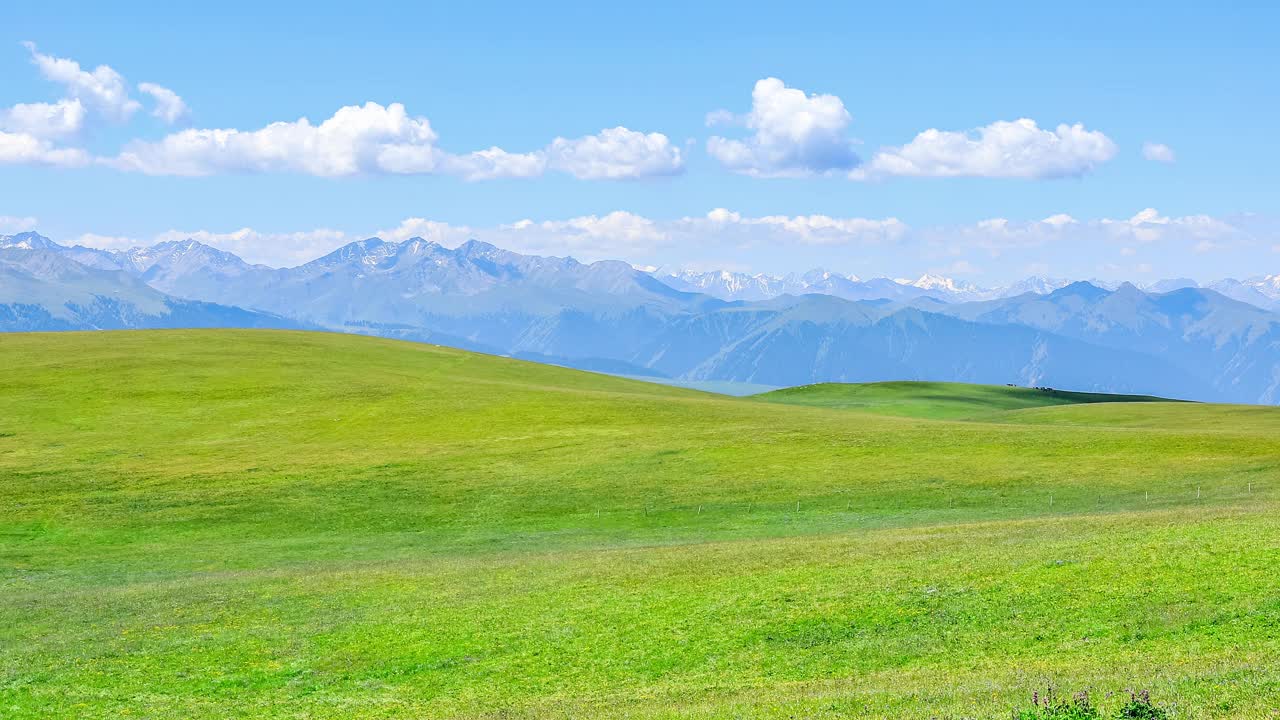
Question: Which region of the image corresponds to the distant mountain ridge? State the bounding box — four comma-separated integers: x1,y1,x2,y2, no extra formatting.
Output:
0,237,302,333
3,231,1279,404
649,267,1078,303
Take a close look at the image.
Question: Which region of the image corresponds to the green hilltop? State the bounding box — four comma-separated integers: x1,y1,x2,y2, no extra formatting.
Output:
757,380,1176,420
2,330,1278,718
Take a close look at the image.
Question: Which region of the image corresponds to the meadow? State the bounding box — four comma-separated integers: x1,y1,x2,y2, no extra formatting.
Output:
1,330,1278,718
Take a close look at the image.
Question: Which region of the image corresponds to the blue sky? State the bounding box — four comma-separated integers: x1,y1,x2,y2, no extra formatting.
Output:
2,1,1277,282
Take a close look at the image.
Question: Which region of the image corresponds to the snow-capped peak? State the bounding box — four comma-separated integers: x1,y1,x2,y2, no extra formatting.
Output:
0,232,59,251
910,273,973,292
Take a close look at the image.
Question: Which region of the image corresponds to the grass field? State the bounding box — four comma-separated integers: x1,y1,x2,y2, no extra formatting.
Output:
757,381,1175,420
2,330,1278,719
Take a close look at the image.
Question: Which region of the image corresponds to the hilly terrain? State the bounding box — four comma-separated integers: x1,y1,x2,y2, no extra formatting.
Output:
0,239,302,332
3,232,1280,403
758,380,1173,419
2,330,1278,719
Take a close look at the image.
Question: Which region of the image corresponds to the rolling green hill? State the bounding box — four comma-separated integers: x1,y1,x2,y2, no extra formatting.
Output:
756,380,1175,420
2,330,1278,719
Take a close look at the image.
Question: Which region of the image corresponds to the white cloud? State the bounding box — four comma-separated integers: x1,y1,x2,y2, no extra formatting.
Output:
705,207,742,224
704,109,738,127
444,147,546,181
1142,142,1176,163
689,208,906,245
437,128,687,181
72,227,357,267
523,211,668,247
108,102,442,176
0,215,39,233
0,99,85,139
137,82,190,124
546,127,683,180
23,42,140,122
857,119,1117,180
746,214,905,244
707,78,859,177
0,130,90,167
934,214,1082,251
385,211,667,260
73,232,141,250
106,103,681,181
61,208,1270,282
160,228,354,266
4,47,677,181
910,208,1249,269
1100,208,1235,243
376,217,470,243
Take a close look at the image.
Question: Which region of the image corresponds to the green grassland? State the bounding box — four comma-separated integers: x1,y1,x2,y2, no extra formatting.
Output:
758,381,1174,420
1,330,1278,719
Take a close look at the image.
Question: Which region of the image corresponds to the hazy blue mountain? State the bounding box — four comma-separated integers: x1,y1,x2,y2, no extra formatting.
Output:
1208,276,1280,311
5,232,1279,403
650,267,1076,304
934,282,1280,403
651,269,812,301
40,235,723,364
256,238,720,363
998,276,1074,297
652,268,952,303
1142,277,1199,294
630,294,1210,396
0,241,302,332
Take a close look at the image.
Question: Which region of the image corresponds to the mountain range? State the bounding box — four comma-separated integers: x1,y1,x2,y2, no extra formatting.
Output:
0,236,300,333
651,268,1078,303
3,230,1279,404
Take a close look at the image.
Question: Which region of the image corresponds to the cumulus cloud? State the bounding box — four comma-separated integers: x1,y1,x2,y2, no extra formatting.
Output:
489,209,904,258
160,228,354,266
137,82,190,124
377,217,470,243
3,47,679,181
106,102,682,181
857,119,1117,180
72,232,141,250
694,208,906,245
1142,142,1175,163
0,44,195,169
72,227,357,267
511,211,669,251
444,147,546,181
23,42,140,122
0,99,85,139
61,207,1267,281
1099,208,1235,243
0,130,90,167
436,127,685,181
903,208,1257,275
108,102,441,176
941,213,1087,252
707,78,860,177
546,127,683,180
0,215,39,233
704,109,738,127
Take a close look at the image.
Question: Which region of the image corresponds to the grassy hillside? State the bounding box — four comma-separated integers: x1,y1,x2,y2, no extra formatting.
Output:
2,330,1278,719
756,380,1174,420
